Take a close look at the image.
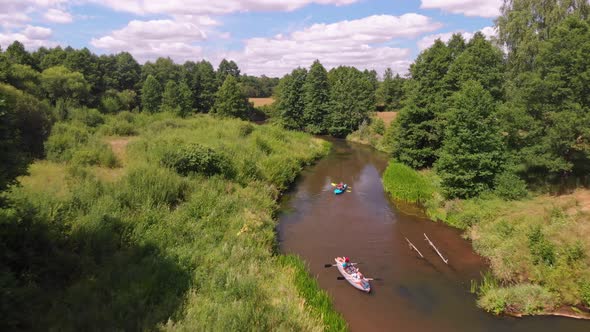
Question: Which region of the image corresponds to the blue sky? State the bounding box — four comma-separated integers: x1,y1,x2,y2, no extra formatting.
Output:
0,0,501,76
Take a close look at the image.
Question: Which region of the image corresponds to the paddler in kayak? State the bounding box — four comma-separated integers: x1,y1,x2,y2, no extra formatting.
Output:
336,182,345,190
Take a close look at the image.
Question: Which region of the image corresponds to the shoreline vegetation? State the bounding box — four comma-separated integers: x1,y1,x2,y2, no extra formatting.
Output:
380,161,590,319
2,112,348,331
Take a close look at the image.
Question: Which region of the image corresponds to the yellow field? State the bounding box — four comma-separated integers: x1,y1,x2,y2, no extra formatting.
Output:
249,97,275,107
375,111,398,125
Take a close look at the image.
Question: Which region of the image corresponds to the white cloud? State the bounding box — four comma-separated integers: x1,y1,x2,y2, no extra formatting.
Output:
420,0,502,18
417,26,497,50
44,8,73,23
91,19,212,62
0,25,58,50
92,0,358,15
0,0,70,27
224,14,442,77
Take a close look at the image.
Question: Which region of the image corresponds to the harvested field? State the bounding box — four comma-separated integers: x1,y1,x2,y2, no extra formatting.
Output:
249,97,275,107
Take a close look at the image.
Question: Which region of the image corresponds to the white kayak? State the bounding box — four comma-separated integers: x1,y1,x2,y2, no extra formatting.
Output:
335,257,371,293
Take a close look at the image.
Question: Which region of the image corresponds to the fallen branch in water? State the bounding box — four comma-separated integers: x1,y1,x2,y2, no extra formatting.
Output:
424,233,448,264
405,237,424,258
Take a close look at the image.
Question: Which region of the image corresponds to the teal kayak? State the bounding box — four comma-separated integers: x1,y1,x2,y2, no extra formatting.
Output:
334,184,348,195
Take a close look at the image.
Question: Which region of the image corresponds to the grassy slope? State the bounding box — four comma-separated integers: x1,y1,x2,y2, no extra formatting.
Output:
4,113,346,331
381,161,590,317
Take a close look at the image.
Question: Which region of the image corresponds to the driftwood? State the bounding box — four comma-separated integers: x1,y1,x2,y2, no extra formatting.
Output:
424,233,448,264
405,237,424,258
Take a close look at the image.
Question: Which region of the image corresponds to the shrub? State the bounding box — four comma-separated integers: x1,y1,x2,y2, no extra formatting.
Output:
372,118,385,135
161,144,233,178
237,123,254,137
119,165,188,208
494,171,528,200
68,108,104,128
45,122,91,162
528,225,556,266
71,141,118,168
580,281,590,307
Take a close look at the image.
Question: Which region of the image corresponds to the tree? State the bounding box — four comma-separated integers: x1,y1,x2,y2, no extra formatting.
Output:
184,60,218,113
211,75,251,119
391,39,454,168
378,68,404,111
217,59,240,84
302,60,330,134
6,41,34,67
114,52,141,91
445,32,505,100
0,84,52,193
327,66,375,137
160,80,193,116
496,0,590,76
141,57,181,87
6,64,41,96
435,81,506,198
40,66,89,105
141,75,162,113
277,68,307,130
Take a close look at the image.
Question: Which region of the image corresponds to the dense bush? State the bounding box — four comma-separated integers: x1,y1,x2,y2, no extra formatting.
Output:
45,122,91,162
494,171,528,200
68,107,104,127
161,143,233,178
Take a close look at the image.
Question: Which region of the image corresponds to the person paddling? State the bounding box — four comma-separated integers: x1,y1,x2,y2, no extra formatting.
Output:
336,182,344,190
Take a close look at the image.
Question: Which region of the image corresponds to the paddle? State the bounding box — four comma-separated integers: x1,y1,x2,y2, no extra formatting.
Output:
337,276,382,281
331,182,352,189
324,262,359,268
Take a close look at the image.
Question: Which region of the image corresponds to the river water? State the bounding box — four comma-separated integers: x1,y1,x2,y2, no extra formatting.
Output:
278,139,588,332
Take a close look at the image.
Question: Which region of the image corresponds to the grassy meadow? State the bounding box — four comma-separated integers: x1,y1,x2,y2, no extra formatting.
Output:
382,161,590,317
1,112,349,331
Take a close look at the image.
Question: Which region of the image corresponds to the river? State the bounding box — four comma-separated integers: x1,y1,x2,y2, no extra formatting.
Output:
278,139,588,332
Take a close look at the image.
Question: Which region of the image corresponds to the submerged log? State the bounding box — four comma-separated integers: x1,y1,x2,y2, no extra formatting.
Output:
405,237,424,258
424,233,448,264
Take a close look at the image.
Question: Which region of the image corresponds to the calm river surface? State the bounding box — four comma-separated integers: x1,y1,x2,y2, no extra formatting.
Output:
278,139,589,332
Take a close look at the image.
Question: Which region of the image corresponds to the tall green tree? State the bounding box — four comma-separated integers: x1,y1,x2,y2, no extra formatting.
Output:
391,39,454,168
435,81,506,198
141,57,181,87
302,60,329,134
217,59,240,84
277,68,307,130
0,84,52,193
5,41,34,67
40,66,89,105
497,0,590,76
445,32,505,100
327,66,375,137
211,75,251,119
114,52,141,91
378,68,404,111
160,80,193,117
141,75,162,113
184,60,218,113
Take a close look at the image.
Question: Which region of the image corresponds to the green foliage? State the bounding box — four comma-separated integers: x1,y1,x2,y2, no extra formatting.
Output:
277,68,307,130
211,75,251,119
217,58,240,84
478,283,555,315
278,255,347,331
372,118,385,135
580,281,590,306
377,68,404,111
161,143,233,177
71,140,118,168
45,122,91,162
494,171,528,200
528,225,556,266
68,107,104,127
382,161,434,204
302,60,330,134
0,84,52,192
161,80,179,113
40,66,89,105
141,75,162,113
435,81,506,199
327,66,376,137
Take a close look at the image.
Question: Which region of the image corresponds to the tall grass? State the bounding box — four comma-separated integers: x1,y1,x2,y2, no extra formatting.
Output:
1,113,335,331
382,161,435,204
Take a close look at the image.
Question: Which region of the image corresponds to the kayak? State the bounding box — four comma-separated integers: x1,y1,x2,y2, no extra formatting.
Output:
335,257,371,293
333,184,348,195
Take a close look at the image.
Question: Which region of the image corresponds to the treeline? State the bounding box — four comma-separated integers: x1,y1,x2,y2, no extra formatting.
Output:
275,60,404,137
389,0,590,198
0,43,279,192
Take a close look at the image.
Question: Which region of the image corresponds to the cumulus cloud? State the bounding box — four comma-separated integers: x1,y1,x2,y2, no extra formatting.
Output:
0,0,70,27
420,0,502,18
0,25,58,49
91,19,214,62
417,26,497,50
44,8,74,23
224,14,442,77
92,0,358,15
